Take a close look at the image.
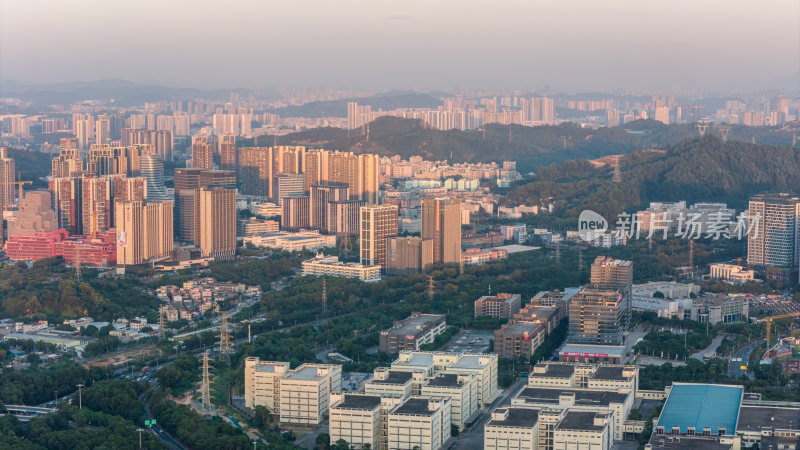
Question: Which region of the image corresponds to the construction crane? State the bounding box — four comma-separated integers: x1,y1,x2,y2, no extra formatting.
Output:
0,180,32,202
755,312,800,346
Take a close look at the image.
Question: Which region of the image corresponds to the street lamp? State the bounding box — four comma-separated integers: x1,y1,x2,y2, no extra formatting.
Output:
137,428,144,448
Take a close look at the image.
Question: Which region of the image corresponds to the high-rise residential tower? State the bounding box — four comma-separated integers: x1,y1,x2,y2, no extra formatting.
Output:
359,204,399,268
747,193,800,269
422,198,462,264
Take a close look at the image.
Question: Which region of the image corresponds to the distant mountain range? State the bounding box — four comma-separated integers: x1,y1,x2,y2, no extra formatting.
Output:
504,135,800,220
255,117,799,173
1,79,258,107
267,92,443,118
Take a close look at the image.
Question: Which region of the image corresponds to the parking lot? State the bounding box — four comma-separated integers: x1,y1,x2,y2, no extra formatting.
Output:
446,330,494,354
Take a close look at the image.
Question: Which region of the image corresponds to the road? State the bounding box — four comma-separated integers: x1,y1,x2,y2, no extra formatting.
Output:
141,394,188,450
447,376,528,449
729,339,765,378
690,334,725,360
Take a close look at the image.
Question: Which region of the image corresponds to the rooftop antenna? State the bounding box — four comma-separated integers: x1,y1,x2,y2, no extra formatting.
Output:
612,156,622,183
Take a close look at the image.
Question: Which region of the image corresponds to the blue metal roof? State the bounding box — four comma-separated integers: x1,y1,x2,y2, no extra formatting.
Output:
657,384,742,434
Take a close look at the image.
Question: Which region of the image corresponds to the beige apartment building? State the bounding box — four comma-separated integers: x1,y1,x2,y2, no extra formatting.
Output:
390,351,500,406
244,358,290,411
197,187,237,261
387,397,451,450
243,358,341,426
552,411,612,450
115,200,173,266
484,407,540,450
329,394,382,449
364,369,414,400
422,198,462,264
420,372,479,431
360,204,399,268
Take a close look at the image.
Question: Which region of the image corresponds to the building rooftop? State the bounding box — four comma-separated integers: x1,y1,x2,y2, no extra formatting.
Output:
254,362,288,373
593,256,632,267
370,371,413,385
556,411,606,431
425,373,463,388
560,343,625,358
392,398,437,416
501,322,541,335
530,363,575,379
737,406,800,432
516,387,628,407
591,366,631,381
395,353,434,367
648,436,734,449
450,355,486,370
657,384,743,434
334,394,382,411
487,408,539,428
386,314,445,337
284,366,324,381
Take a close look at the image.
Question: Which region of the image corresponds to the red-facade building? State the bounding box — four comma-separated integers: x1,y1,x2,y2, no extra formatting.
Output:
6,230,116,267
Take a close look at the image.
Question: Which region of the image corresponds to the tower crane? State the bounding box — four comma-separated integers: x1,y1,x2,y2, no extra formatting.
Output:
0,180,32,202
754,312,800,346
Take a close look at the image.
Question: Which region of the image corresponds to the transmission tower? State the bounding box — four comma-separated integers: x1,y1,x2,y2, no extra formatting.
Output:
648,234,653,252
218,312,231,363
158,305,165,341
200,351,211,414
696,121,710,136
248,324,251,343
74,249,82,282
488,283,492,296
366,122,370,142
718,125,731,142
578,247,584,273
427,276,435,302
688,239,695,268
459,259,464,276
612,156,622,183
555,241,561,263
321,278,327,313
560,136,567,149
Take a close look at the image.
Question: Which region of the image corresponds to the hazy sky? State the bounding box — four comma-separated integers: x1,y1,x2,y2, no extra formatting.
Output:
1,0,798,93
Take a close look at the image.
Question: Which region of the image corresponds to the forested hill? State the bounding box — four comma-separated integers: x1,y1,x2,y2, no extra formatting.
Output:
504,136,800,220
255,117,799,173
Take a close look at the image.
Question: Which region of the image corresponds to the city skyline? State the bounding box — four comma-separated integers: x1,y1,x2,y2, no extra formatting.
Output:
2,0,798,93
